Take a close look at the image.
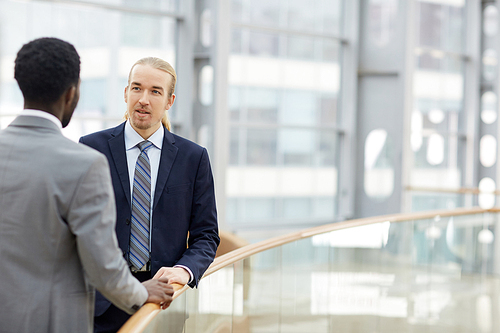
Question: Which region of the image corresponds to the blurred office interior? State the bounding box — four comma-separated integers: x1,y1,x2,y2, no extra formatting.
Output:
0,0,493,243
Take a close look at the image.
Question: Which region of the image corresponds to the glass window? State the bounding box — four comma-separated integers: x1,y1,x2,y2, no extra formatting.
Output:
287,36,316,61
199,65,214,106
280,91,316,126
482,49,497,81
249,0,280,27
227,0,343,228
411,51,464,191
480,135,497,168
417,0,465,52
246,129,277,165
200,9,212,47
0,0,177,137
248,31,279,57
364,129,394,201
278,129,315,166
368,0,398,47
246,88,279,123
478,178,496,209
481,92,497,125
483,5,498,37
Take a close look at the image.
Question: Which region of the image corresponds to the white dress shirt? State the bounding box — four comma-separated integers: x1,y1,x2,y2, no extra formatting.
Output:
124,121,193,282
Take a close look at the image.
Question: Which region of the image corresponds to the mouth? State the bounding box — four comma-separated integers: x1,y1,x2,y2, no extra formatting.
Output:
135,108,150,115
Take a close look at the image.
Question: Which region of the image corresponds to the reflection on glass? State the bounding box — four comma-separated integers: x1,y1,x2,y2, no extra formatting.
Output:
364,129,394,201
480,135,497,168
481,91,497,124
484,5,498,37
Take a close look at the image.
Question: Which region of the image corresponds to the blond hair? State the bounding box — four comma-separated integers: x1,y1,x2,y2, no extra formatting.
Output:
124,57,177,131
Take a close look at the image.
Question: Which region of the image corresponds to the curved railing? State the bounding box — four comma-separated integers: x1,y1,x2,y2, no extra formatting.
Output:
120,206,500,332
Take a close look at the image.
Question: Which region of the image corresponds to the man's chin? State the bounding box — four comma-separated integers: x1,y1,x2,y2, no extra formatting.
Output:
131,119,151,130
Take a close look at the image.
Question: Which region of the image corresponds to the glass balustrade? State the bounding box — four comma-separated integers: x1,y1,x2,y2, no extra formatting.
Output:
136,210,500,332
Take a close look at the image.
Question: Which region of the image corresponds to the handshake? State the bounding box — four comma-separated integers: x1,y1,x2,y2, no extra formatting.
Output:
142,277,175,310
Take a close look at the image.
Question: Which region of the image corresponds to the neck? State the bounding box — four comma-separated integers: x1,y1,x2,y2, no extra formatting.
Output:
24,102,62,123
132,123,162,140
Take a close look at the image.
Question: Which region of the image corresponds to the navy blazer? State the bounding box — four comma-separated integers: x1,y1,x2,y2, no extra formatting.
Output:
80,122,219,315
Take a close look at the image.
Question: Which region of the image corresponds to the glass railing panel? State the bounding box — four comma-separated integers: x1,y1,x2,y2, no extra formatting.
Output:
138,210,500,333
187,265,236,332
142,286,187,333
409,213,498,332
245,247,283,332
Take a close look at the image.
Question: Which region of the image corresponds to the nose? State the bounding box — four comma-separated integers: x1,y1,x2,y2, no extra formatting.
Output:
139,90,149,105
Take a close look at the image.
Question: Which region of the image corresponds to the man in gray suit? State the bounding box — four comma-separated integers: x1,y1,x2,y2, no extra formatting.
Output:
0,38,174,332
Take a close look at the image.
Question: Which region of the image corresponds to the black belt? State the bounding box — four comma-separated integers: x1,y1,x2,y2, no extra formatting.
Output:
132,270,152,282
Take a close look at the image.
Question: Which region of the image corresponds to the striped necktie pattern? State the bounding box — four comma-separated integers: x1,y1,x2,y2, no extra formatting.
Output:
129,140,153,270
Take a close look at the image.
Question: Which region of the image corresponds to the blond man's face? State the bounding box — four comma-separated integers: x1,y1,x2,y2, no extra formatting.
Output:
125,64,175,138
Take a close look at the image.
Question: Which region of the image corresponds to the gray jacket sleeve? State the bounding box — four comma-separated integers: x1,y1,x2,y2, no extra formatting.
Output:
66,154,147,314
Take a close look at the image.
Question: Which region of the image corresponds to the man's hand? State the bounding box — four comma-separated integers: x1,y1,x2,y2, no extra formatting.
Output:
153,266,190,285
142,277,174,310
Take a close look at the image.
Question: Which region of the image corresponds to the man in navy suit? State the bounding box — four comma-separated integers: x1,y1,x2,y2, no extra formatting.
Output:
80,57,219,332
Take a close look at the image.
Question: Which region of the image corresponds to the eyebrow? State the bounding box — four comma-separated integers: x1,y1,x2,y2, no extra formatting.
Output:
130,82,165,91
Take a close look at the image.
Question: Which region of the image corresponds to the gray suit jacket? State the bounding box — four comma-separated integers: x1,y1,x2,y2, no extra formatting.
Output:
0,116,147,333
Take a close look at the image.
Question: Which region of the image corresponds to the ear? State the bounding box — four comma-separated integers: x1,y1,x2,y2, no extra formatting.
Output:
124,86,129,103
165,93,176,110
64,86,76,108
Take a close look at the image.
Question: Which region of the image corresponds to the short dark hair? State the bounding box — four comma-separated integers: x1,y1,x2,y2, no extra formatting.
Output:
14,37,80,105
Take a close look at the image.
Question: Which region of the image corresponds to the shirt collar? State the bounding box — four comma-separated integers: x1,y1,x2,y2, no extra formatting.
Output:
19,109,62,129
124,120,164,151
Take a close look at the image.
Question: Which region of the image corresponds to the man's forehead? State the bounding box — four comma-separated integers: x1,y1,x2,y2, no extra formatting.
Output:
130,64,171,87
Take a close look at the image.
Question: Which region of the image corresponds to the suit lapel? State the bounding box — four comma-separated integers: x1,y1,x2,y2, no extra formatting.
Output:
108,124,131,207
153,127,178,210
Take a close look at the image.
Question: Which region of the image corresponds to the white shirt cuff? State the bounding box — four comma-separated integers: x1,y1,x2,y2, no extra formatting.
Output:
173,265,194,284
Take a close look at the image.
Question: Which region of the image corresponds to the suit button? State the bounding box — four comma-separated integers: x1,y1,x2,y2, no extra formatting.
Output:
126,218,130,225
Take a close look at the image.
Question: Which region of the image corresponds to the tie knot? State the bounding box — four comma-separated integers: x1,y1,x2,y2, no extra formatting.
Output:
137,140,153,153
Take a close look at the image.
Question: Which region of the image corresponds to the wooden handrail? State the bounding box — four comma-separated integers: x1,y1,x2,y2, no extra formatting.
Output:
406,186,500,195
119,206,500,332
117,283,188,333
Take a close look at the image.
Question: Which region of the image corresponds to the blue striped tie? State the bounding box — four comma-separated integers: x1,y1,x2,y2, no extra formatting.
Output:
129,140,153,270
